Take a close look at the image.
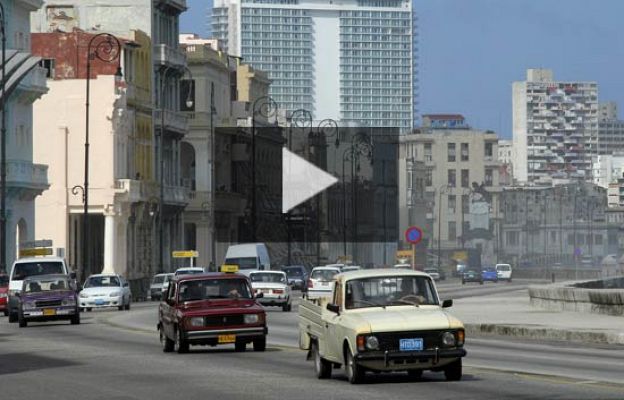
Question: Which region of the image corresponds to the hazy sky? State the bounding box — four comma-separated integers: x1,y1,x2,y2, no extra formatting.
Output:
180,0,624,138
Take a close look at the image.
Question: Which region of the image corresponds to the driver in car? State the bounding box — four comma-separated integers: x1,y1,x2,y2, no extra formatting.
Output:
394,279,425,305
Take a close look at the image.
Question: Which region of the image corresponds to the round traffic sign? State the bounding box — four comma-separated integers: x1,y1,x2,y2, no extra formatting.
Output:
405,226,423,245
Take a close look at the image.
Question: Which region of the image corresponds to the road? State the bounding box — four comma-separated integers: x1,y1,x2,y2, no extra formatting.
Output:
1,282,623,400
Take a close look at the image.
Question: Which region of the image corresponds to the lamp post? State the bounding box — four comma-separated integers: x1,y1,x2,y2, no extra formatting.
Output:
81,33,123,279
250,96,278,242
0,3,7,273
209,81,216,268
157,65,193,273
286,109,312,265
437,184,450,270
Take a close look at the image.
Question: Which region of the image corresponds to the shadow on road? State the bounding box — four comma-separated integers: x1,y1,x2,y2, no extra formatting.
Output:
0,352,81,376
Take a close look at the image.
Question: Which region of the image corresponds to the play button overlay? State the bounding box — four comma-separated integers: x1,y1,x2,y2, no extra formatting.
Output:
282,148,338,213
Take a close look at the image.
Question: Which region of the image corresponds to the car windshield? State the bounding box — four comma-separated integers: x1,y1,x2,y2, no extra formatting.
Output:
250,273,286,283
311,269,339,281
224,257,258,270
24,277,69,293
11,262,65,280
345,276,439,309
84,276,120,288
0,275,8,286
178,279,253,301
152,275,165,284
497,265,511,271
283,268,304,277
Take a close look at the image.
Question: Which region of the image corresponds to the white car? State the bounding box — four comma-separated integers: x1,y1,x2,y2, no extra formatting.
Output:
150,273,174,301
79,274,132,311
495,264,512,282
341,265,361,272
424,268,441,281
306,266,341,299
249,271,292,312
174,267,205,276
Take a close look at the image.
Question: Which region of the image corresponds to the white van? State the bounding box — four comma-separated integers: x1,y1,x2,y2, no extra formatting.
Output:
495,263,512,282
223,243,271,276
7,256,71,323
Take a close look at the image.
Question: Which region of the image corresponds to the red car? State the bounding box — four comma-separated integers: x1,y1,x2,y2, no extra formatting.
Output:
158,273,267,354
0,274,8,316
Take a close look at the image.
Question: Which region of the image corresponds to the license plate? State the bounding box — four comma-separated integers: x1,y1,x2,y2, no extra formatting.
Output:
95,299,104,305
399,338,423,351
321,282,329,286
43,309,56,316
218,334,236,344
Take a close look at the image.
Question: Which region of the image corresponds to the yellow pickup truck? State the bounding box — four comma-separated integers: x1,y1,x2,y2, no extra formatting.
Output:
298,269,466,384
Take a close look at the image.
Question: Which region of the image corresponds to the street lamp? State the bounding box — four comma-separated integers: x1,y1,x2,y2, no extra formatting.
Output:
250,95,278,242
286,109,312,266
437,184,450,270
157,65,193,273
81,33,123,280
0,3,8,273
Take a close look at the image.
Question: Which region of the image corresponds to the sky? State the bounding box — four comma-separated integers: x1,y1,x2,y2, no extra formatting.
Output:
180,0,624,139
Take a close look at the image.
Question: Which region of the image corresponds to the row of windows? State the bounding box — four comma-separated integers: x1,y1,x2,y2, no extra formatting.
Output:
356,0,404,7
342,104,411,111
340,19,411,27
242,47,313,55
270,94,313,102
242,40,312,48
341,58,411,66
341,65,408,73
245,56,314,63
242,8,309,16
267,71,313,79
340,35,411,45
241,32,312,40
243,24,312,32
340,73,411,80
270,87,312,94
340,27,410,34
342,96,411,104
270,79,313,86
258,64,313,72
340,88,411,96
341,50,411,57
342,111,411,119
242,16,312,24
505,232,604,247
341,42,411,50
341,80,411,88
242,0,299,4
340,11,411,19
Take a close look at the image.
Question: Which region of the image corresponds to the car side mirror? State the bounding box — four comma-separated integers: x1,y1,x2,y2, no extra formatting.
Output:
442,299,453,308
326,303,340,314
256,292,264,299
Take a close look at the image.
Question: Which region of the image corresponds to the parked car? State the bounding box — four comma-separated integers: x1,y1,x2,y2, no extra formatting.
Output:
79,274,132,311
158,273,267,353
462,269,483,285
249,271,292,311
495,264,512,282
299,269,466,383
223,243,271,276
481,267,499,283
150,273,174,301
1,273,9,316
7,256,72,323
161,273,175,297
306,266,341,299
16,274,80,327
424,268,441,281
281,265,308,290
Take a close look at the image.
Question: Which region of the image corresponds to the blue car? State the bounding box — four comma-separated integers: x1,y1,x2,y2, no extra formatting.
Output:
481,267,499,283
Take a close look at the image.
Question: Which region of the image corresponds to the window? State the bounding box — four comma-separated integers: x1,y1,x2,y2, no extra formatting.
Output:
448,222,456,241
485,168,494,186
425,169,432,186
448,169,456,187
461,169,469,188
424,143,432,161
462,194,469,214
447,143,456,162
550,231,557,242
485,142,494,158
595,235,603,245
567,233,574,246
461,143,469,161
506,231,519,246
448,195,456,214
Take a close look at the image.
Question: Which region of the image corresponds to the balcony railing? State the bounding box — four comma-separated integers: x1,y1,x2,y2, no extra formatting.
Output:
153,44,186,69
7,160,48,189
164,185,191,206
154,110,189,136
17,65,48,95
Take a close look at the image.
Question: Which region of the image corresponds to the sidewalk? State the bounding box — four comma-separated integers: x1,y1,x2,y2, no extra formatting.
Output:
451,289,624,345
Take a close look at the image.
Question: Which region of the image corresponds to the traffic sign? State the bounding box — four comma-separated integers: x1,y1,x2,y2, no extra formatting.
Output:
172,250,199,258
405,226,423,245
19,248,53,257
20,239,53,248
221,264,239,273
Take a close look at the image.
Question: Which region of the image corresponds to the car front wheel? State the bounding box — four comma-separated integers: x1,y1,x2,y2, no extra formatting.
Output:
345,348,364,384
253,336,266,352
174,328,189,353
444,358,462,381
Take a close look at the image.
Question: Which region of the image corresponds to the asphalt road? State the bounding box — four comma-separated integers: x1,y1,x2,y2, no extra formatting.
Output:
1,283,623,400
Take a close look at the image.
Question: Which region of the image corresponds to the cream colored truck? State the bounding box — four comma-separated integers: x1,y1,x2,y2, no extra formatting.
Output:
298,269,466,384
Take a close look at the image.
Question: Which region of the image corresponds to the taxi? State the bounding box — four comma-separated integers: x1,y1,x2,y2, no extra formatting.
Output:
157,265,267,354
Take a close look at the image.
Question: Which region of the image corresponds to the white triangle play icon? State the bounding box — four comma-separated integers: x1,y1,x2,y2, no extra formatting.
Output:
282,148,338,214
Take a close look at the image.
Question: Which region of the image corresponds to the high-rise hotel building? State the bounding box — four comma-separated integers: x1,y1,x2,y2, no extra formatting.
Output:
212,0,416,130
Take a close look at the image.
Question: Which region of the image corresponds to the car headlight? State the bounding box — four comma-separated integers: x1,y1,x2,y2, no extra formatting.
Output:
23,301,37,310
109,291,121,297
244,314,259,324
62,298,76,306
442,331,456,347
189,317,204,327
79,292,89,298
365,335,379,350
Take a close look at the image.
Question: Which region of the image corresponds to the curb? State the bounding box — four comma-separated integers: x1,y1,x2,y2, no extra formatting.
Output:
464,323,624,346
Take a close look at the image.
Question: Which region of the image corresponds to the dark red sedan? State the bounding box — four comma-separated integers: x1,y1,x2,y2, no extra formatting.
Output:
158,273,267,354
0,273,8,316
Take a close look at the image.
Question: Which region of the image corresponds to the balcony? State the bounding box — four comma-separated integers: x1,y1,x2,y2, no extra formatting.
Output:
125,83,151,106
155,0,187,12
164,185,191,206
115,179,143,203
16,65,48,98
7,160,49,199
154,110,189,137
186,112,212,129
153,44,186,69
